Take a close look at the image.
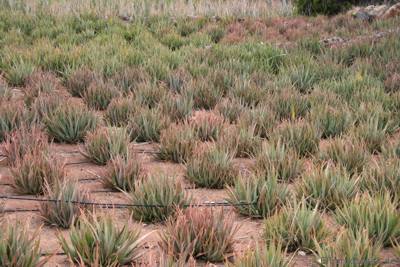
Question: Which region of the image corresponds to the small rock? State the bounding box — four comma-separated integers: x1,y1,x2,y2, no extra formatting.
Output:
118,14,132,22
298,251,306,256
320,36,346,46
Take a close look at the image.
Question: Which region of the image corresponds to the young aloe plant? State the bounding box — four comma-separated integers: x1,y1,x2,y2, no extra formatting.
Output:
11,150,65,195
0,221,47,267
230,243,293,267
264,199,330,253
186,146,238,189
334,192,400,246
82,127,129,165
226,172,289,218
59,213,147,266
254,140,303,182
40,180,92,228
44,103,98,143
159,208,239,262
125,175,190,223
102,154,142,192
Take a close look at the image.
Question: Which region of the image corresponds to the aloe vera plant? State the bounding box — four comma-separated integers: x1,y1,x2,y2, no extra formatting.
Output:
59,213,146,266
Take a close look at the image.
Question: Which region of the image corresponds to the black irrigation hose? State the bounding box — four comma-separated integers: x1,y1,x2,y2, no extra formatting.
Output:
0,195,255,209
3,208,40,213
41,252,66,257
64,160,93,166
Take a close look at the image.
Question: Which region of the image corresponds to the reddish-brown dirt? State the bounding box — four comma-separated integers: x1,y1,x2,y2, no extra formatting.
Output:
1,136,398,266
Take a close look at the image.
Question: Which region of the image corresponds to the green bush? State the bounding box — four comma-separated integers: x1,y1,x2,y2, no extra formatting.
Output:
44,103,98,143
186,146,238,189
264,200,330,253
294,0,354,16
334,192,400,246
82,127,129,165
160,208,238,262
255,140,303,182
0,221,46,267
231,243,292,267
59,213,145,266
158,123,197,163
297,164,359,211
315,229,382,267
40,180,91,228
226,173,289,218
126,175,189,223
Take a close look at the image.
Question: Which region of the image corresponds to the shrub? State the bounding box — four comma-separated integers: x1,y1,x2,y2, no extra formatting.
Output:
296,164,359,211
294,0,354,16
11,150,65,195
159,208,239,262
59,213,144,266
0,221,46,267
273,90,311,121
220,125,262,158
83,80,119,110
215,98,245,123
287,64,318,94
127,107,170,142
161,32,186,50
66,67,96,97
134,82,167,108
273,121,319,157
384,73,400,93
5,58,34,87
112,67,150,94
125,175,189,223
315,229,382,267
1,126,48,166
382,140,400,159
238,105,277,139
104,96,135,127
102,154,142,192
83,127,129,165
44,103,98,143
166,68,191,94
226,173,289,218
334,193,400,246
24,71,59,106
355,104,396,133
264,200,330,253
186,147,238,189
40,180,92,228
356,115,389,154
394,239,400,258
361,159,400,202
207,25,225,43
186,79,223,110
231,243,292,267
254,140,303,182
320,137,369,175
160,93,193,122
0,102,25,142
229,78,266,106
158,123,197,163
31,94,62,123
0,81,11,103
310,104,352,138
190,112,224,141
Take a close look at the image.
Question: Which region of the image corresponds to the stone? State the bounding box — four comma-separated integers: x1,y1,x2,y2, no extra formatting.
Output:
320,36,346,46
350,3,400,21
381,3,400,19
354,10,375,22
370,4,389,17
